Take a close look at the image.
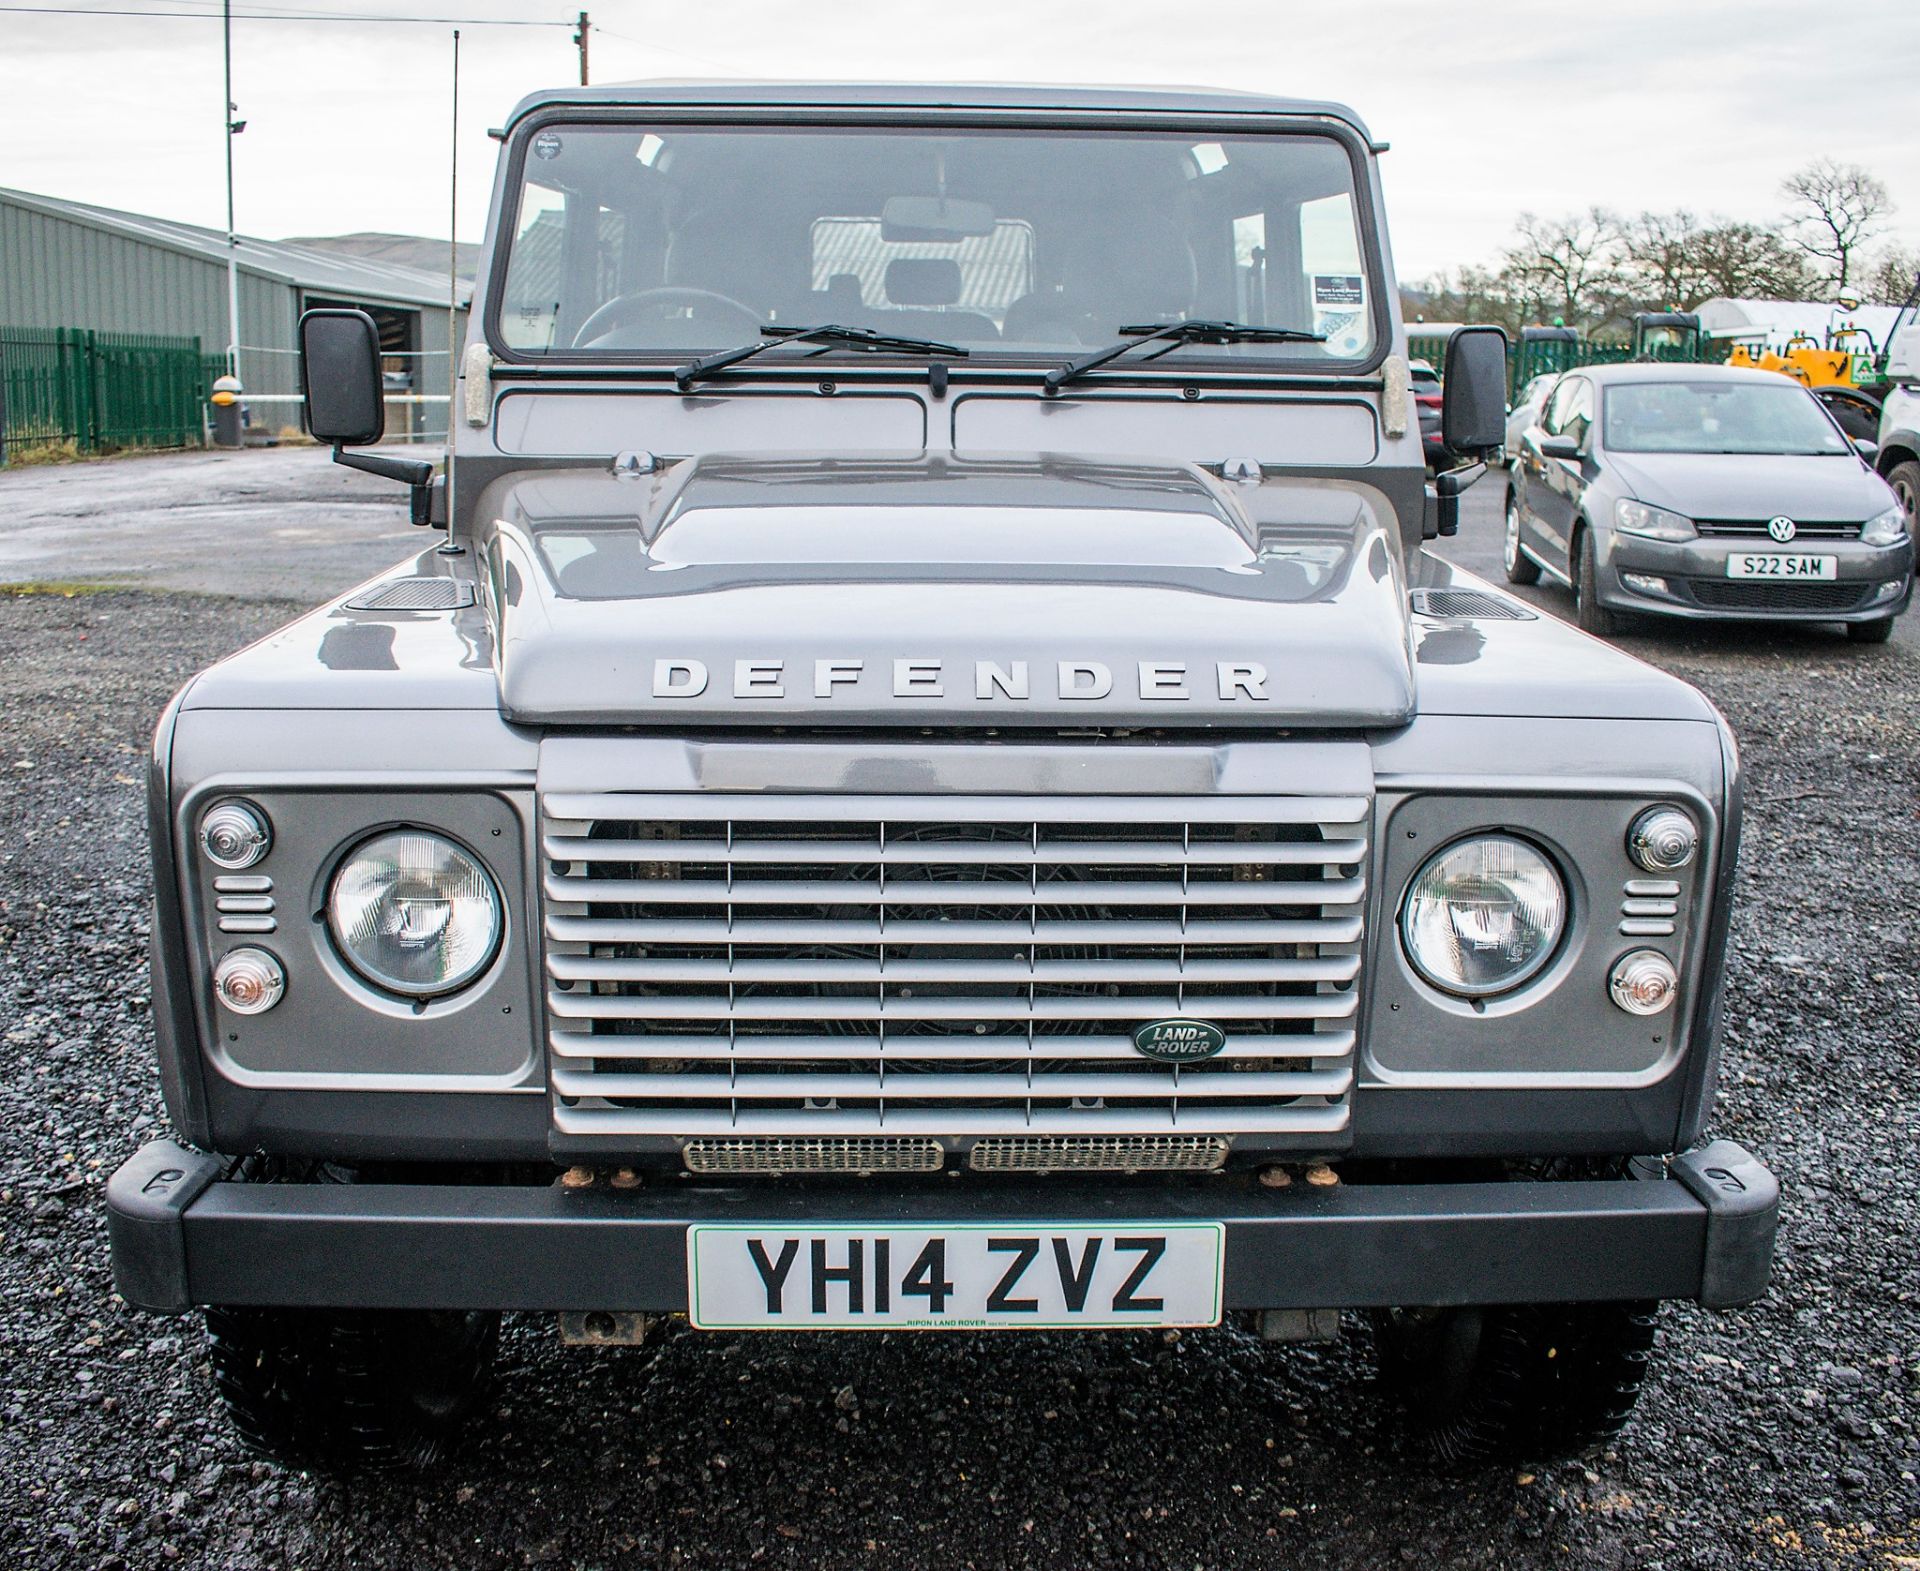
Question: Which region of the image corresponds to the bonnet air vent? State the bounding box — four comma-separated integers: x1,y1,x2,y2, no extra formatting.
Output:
344,577,476,612
1409,588,1535,621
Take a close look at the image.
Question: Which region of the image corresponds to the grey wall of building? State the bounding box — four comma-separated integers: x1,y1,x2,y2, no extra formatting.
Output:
1,193,468,439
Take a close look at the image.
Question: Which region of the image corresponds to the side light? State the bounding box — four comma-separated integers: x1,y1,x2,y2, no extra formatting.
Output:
213,947,285,1014
1627,807,1698,873
199,799,272,870
1609,950,1677,1015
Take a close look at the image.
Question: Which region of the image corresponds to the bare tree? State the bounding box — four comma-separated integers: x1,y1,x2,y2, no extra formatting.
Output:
1860,244,1920,307
1500,209,1625,329
1621,211,1711,312
1781,159,1892,297
1684,223,1818,303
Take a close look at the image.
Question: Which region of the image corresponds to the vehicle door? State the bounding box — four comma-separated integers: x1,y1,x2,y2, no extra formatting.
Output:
1523,374,1592,565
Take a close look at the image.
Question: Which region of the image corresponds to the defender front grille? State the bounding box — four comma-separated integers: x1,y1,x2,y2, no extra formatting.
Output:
541,793,1367,1139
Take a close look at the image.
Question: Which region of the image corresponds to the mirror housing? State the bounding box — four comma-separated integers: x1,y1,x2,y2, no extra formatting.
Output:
880,195,996,242
1852,436,1879,461
1441,325,1509,457
1537,433,1583,461
300,308,385,446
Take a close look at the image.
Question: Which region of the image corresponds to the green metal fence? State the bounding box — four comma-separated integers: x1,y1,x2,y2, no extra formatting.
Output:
0,327,215,461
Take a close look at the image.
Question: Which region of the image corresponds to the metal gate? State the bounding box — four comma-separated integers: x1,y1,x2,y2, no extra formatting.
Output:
0,327,216,461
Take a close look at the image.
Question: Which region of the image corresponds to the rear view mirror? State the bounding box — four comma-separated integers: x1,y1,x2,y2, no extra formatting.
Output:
300,308,384,446
880,196,995,242
1537,434,1583,460
1442,325,1509,457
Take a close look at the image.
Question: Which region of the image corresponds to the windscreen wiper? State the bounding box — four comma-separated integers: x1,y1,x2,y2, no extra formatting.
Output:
1044,319,1327,394
675,324,968,389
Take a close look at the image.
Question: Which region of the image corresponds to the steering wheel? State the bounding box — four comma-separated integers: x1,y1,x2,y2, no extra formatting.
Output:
571,287,764,349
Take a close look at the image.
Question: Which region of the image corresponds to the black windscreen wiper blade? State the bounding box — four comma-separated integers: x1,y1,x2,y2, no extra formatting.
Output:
675,324,968,389
1044,319,1327,393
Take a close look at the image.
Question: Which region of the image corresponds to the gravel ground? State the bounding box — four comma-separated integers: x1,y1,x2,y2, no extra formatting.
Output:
1,502,1917,1565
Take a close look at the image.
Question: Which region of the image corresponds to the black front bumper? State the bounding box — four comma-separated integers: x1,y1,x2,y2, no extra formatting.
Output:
106,1139,1779,1318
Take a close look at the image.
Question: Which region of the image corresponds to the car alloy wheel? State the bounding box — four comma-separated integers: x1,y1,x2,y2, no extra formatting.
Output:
1504,491,1541,585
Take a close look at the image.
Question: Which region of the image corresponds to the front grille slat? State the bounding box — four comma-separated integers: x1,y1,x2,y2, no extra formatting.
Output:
542,793,1366,1141
548,954,1362,985
542,873,1366,908
547,1029,1359,1062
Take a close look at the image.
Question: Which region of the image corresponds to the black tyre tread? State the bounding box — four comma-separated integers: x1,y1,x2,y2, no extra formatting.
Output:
1373,1155,1658,1465
1888,459,1920,530
1373,1298,1658,1467
206,1305,498,1470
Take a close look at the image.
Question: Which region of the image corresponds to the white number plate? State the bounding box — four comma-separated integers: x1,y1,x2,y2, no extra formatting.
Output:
687,1223,1226,1331
1726,553,1837,579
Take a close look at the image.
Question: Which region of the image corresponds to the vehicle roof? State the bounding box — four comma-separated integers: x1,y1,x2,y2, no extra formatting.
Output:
1573,361,1817,388
503,80,1378,141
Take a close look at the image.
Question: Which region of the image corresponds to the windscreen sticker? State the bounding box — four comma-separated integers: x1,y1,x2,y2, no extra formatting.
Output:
1313,274,1365,307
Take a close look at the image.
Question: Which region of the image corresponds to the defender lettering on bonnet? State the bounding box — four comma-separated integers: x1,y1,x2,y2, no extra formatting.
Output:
650,658,1270,701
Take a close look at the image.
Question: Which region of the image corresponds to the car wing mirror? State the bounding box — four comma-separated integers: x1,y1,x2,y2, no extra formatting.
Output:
299,307,435,519
1441,324,1509,457
301,308,385,445
1852,437,1879,460
1537,434,1583,460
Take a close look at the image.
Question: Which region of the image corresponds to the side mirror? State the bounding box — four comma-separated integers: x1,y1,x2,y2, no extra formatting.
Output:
300,308,384,446
1853,437,1879,461
1537,433,1583,460
1441,324,1509,457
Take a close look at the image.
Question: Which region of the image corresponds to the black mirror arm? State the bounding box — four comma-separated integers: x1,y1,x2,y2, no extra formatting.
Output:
1432,460,1487,538
332,446,436,526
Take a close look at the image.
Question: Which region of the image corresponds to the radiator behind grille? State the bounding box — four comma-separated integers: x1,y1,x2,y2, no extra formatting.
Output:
542,793,1366,1140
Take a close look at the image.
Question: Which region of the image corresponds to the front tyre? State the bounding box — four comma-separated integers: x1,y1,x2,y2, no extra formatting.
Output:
1846,615,1896,644
1573,527,1621,638
1504,490,1541,584
1372,1299,1659,1466
206,1306,499,1469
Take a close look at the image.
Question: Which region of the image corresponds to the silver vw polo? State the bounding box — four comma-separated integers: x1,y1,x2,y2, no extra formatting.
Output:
1504,362,1913,641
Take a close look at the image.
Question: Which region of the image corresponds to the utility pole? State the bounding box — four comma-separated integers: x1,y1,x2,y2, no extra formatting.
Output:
448,28,460,447
573,10,589,86
222,0,242,379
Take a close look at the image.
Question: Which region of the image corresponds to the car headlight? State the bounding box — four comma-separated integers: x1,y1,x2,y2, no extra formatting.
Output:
1614,497,1696,542
327,829,503,998
1401,834,1567,997
1861,505,1909,547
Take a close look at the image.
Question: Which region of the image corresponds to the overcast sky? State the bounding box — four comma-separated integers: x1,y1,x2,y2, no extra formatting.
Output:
5,0,1917,281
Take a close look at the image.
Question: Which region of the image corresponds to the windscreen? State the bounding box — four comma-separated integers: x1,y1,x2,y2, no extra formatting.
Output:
494,123,1379,364
1602,380,1849,456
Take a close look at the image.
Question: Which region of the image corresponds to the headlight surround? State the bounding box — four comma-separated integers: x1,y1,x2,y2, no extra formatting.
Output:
1400,834,1568,998
1861,505,1909,547
326,829,503,998
1613,497,1697,542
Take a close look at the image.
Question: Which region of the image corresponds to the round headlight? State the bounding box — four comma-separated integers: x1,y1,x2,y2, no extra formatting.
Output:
1401,835,1567,997
326,830,502,998
1627,807,1698,873
200,799,272,870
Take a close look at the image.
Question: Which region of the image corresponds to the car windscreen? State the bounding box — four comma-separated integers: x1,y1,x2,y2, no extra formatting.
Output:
1601,380,1849,456
492,123,1381,365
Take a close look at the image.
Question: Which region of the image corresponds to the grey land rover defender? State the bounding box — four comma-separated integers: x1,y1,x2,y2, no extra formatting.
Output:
107,82,1778,1470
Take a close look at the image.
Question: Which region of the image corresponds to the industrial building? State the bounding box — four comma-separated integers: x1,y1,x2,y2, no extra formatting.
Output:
0,186,469,447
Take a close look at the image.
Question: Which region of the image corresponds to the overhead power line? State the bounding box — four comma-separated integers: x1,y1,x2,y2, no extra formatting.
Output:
1,4,570,23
